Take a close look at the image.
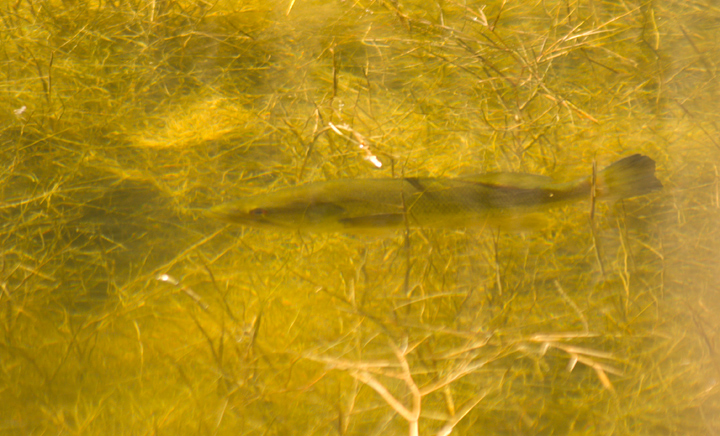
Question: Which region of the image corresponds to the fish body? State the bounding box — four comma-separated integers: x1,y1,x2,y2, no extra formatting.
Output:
208,154,662,232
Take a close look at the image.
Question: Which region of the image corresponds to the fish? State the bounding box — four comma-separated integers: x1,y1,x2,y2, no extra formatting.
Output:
207,154,662,232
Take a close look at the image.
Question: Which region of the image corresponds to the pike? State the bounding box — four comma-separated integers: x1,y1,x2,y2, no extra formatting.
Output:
207,154,662,232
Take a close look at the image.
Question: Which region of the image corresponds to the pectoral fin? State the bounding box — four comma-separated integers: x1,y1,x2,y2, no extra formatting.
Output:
338,213,405,229
302,202,346,222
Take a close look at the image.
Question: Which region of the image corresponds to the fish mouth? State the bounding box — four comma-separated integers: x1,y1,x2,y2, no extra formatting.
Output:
204,206,232,222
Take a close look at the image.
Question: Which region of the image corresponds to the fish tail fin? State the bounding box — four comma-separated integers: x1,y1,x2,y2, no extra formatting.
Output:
596,154,663,202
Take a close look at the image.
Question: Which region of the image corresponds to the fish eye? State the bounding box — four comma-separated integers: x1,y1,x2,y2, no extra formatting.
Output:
249,208,267,217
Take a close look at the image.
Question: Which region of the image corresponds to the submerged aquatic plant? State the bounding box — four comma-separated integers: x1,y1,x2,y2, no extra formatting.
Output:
1,1,719,435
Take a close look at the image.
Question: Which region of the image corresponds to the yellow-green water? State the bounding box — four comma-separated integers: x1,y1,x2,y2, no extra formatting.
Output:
1,1,719,434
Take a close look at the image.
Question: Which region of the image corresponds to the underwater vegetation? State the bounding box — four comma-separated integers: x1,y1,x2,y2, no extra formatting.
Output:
1,0,719,435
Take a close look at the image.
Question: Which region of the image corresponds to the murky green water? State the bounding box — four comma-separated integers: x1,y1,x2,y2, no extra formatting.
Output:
1,1,719,434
